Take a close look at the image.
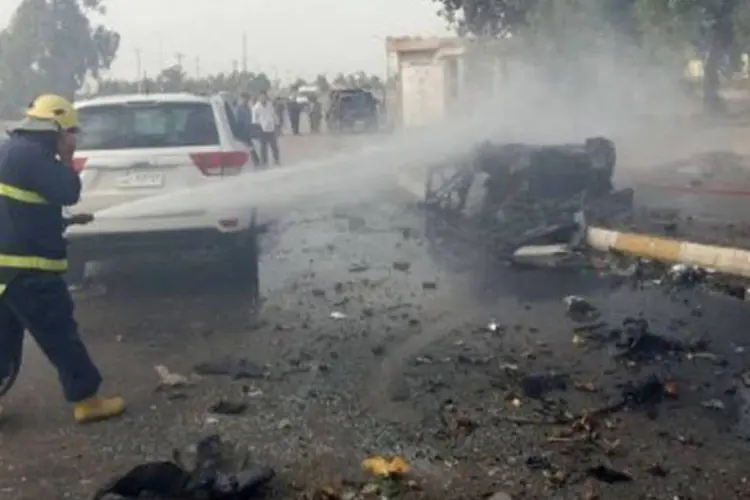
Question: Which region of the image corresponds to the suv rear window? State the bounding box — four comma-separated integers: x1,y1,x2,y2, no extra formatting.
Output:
77,101,219,150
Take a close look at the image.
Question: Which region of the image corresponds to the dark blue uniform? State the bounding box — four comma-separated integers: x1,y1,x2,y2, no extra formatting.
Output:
0,132,101,402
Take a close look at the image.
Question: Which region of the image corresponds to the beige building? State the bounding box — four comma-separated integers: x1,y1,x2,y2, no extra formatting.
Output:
385,36,509,128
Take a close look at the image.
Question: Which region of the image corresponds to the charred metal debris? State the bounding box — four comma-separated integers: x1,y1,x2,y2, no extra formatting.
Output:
422,137,633,265
93,434,274,499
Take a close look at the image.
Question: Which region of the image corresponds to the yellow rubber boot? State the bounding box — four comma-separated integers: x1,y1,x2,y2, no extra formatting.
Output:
73,396,125,423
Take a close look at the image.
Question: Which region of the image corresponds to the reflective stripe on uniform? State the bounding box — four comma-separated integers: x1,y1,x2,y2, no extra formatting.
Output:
0,182,47,204
0,255,67,272
0,182,64,280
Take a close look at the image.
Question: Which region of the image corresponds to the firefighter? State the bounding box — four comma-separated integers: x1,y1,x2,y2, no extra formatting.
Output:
0,94,125,423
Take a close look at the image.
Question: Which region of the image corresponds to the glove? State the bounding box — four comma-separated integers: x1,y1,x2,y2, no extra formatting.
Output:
64,213,94,227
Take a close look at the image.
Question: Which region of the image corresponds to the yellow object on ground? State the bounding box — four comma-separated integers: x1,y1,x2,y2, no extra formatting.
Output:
586,227,750,278
361,455,411,477
73,395,125,423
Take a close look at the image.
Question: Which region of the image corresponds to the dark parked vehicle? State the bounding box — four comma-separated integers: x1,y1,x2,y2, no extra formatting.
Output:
325,89,378,133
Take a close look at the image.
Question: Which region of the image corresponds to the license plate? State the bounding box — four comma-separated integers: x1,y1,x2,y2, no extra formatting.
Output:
117,172,164,188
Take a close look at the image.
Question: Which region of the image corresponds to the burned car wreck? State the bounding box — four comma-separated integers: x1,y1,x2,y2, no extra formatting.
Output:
423,137,633,268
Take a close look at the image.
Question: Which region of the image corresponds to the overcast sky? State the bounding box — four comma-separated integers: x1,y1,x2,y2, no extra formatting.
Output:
1,0,451,81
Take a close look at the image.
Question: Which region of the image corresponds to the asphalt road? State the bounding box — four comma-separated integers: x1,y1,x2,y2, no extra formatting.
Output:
2,131,750,499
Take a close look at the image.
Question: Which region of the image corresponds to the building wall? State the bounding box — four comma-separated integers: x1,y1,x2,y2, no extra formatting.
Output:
386,38,461,128
387,37,512,128
399,51,446,127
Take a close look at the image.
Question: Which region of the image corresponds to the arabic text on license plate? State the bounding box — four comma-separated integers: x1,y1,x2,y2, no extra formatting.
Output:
117,172,164,188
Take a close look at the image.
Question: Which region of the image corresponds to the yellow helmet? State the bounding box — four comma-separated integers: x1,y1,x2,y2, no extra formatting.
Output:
25,94,79,131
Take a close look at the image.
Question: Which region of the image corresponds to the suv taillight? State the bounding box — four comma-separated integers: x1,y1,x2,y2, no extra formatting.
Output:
190,151,249,176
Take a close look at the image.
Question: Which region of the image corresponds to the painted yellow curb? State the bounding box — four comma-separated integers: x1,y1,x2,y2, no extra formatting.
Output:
587,227,750,278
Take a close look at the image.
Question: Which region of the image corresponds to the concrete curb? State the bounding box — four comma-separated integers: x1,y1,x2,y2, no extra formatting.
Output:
587,227,750,278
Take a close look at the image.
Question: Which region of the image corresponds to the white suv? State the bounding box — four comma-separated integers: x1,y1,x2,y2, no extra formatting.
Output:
66,92,263,297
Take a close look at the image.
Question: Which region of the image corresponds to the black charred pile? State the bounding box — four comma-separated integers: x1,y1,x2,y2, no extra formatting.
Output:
424,137,633,260
94,434,274,499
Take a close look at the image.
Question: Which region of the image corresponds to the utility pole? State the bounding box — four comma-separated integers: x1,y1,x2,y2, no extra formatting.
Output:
158,35,164,70
135,48,142,80
195,56,200,78
241,32,248,72
138,72,148,93
175,52,184,68
232,60,239,73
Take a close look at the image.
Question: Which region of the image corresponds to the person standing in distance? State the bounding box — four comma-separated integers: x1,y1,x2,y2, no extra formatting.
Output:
0,94,125,423
233,92,260,166
252,91,280,167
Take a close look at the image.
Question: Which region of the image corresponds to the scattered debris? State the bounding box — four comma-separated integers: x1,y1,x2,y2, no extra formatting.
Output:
348,264,369,273
392,261,411,272
361,456,410,477
277,418,292,430
646,463,669,477
519,373,569,399
609,317,686,361
701,399,726,411
193,357,267,380
487,491,513,500
154,365,195,390
575,381,598,393
600,254,750,302
586,465,633,484
94,434,274,499
511,243,589,269
621,374,672,412
209,400,249,415
572,333,587,346
358,456,412,499
666,264,708,289
525,455,552,470
564,295,599,321
93,461,189,499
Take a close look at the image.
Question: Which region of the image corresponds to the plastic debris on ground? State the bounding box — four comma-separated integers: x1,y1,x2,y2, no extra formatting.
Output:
361,455,410,477
154,364,195,390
